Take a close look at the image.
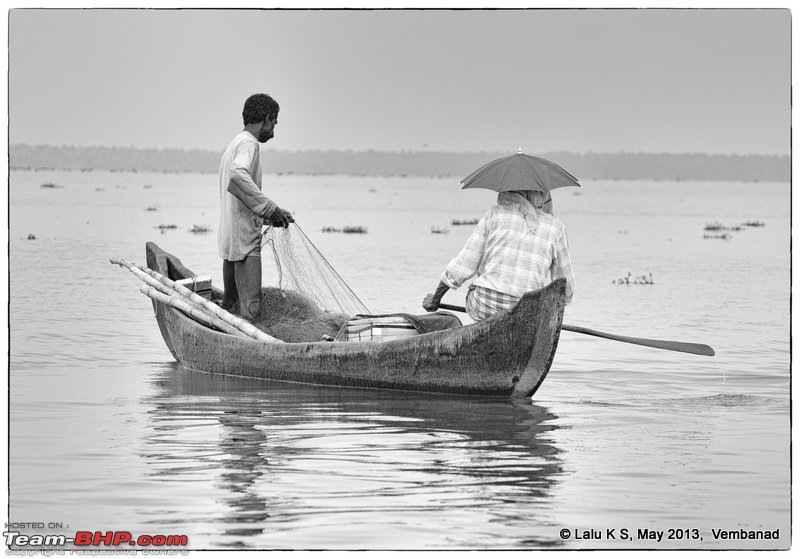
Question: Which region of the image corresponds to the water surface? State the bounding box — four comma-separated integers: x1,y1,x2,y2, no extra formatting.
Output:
7,169,791,549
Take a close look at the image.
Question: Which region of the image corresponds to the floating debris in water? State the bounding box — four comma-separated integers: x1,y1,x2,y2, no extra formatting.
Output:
189,224,212,234
451,218,479,226
40,182,63,189
27,233,36,240
143,184,153,189
431,226,449,234
321,226,368,234
704,221,744,232
144,206,158,212
703,220,752,239
613,272,654,285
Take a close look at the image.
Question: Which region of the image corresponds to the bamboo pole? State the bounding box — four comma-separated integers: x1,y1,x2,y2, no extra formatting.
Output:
138,265,279,343
111,258,186,298
110,257,283,343
139,286,251,339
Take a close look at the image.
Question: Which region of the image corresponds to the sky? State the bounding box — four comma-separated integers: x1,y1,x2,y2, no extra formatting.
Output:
5,5,792,156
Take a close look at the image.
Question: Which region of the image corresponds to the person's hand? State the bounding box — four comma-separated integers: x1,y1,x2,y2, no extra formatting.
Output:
422,293,440,312
268,207,294,228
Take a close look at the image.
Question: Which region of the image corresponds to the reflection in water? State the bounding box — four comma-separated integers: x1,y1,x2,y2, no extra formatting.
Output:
141,363,563,549
217,409,271,543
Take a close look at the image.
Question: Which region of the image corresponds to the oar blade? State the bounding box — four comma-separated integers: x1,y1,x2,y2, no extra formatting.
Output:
561,324,715,356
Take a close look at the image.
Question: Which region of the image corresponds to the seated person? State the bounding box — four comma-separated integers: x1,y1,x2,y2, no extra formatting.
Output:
423,190,575,320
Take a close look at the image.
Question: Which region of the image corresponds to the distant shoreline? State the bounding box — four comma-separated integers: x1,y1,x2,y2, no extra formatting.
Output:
9,166,788,185
9,144,790,182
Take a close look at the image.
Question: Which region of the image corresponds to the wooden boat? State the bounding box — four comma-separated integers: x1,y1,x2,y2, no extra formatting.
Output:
143,242,567,398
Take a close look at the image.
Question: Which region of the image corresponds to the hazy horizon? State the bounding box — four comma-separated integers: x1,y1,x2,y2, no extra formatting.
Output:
9,143,789,182
6,142,791,158
7,9,791,157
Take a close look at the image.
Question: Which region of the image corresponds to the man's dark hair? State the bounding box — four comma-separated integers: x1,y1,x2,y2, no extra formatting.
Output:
242,93,280,125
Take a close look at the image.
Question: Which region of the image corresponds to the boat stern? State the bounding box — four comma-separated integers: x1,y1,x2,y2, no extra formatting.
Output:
510,278,567,398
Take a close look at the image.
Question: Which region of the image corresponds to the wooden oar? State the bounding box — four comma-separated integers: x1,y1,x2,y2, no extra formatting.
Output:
436,303,715,357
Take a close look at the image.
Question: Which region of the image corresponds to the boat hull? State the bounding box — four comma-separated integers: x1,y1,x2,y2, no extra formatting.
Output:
145,242,566,398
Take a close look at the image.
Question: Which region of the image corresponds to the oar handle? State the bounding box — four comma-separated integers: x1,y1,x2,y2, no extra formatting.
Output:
438,303,466,313
434,303,715,357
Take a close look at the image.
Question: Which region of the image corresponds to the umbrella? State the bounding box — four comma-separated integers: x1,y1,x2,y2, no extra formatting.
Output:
461,149,581,192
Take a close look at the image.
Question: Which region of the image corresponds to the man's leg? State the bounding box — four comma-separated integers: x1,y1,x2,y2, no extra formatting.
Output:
221,259,239,311
234,253,262,320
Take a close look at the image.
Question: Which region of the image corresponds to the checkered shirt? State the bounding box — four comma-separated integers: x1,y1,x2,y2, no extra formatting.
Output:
442,204,575,308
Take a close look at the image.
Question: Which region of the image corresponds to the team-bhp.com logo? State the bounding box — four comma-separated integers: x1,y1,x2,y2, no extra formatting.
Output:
4,531,188,548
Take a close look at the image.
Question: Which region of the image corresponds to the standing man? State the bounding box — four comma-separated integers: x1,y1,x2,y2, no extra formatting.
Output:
218,93,294,319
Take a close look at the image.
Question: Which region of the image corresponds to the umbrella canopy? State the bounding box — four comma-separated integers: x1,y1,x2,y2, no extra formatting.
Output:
461,151,581,193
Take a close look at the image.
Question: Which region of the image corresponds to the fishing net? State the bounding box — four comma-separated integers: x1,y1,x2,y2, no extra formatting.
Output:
253,287,352,343
252,224,370,342
261,223,370,316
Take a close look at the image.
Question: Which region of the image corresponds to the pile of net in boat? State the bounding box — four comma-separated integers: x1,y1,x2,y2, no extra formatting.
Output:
251,287,351,342
252,224,371,342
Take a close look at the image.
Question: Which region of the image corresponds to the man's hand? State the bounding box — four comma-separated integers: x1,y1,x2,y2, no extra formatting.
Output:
267,207,295,228
423,281,451,312
422,293,440,312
